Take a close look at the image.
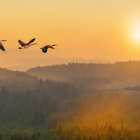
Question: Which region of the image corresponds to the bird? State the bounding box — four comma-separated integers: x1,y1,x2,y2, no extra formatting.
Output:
40,44,56,53
0,40,7,51
18,38,37,49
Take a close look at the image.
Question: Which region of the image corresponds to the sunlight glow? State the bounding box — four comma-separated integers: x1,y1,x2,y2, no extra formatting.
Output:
133,24,140,41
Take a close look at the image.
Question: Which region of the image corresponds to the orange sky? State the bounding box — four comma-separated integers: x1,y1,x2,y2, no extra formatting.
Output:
1,0,140,70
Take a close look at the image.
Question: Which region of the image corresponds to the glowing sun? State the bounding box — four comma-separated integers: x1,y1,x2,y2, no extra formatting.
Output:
131,20,140,42
133,25,140,41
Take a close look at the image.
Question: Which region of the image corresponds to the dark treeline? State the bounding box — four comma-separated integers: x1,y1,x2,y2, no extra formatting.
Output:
0,80,79,129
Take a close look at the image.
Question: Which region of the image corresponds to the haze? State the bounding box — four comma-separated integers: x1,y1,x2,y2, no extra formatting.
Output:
1,0,140,70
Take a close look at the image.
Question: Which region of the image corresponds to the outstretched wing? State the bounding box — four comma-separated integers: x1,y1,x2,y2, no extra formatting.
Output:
27,38,36,45
18,40,26,46
44,45,55,49
52,44,57,46
50,46,55,49
0,42,5,51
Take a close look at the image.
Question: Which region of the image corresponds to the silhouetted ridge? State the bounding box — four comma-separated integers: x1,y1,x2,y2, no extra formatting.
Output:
27,61,140,86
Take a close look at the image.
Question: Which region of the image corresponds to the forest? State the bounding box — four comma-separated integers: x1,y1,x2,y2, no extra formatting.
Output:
1,61,140,139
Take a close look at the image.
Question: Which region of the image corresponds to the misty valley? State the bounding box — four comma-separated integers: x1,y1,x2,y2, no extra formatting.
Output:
0,62,140,139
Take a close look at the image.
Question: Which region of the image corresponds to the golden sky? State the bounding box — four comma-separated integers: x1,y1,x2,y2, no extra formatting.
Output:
1,0,140,70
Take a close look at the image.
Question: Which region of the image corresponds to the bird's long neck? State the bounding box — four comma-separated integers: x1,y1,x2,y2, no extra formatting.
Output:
31,43,37,46
1,40,7,42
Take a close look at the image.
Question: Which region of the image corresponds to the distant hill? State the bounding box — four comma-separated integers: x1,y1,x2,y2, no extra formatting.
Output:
2,60,140,93
0,68,42,93
27,61,140,86
0,68,33,81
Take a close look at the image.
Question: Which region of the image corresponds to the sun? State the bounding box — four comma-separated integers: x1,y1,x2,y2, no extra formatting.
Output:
133,25,140,41
125,16,140,44
129,19,140,43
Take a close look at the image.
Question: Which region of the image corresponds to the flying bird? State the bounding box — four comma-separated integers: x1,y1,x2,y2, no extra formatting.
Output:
40,44,56,53
0,40,7,51
18,38,37,49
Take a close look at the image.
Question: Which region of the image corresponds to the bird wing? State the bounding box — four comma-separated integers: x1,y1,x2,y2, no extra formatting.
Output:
18,40,26,46
49,46,55,49
0,42,5,51
45,45,55,49
27,38,36,45
52,44,57,46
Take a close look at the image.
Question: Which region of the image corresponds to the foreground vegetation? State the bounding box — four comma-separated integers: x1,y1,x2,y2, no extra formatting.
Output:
0,88,140,139
0,124,140,140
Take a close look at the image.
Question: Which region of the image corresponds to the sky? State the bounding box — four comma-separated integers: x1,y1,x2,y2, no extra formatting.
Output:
1,0,140,70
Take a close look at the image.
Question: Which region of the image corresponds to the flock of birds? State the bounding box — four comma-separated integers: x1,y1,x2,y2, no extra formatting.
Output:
0,38,57,53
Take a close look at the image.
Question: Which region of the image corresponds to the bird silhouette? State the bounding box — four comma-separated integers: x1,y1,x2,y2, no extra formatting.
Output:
18,38,37,49
0,40,7,51
40,44,56,53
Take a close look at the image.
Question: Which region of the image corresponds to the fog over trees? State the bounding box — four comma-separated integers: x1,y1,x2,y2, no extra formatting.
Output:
0,61,140,139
